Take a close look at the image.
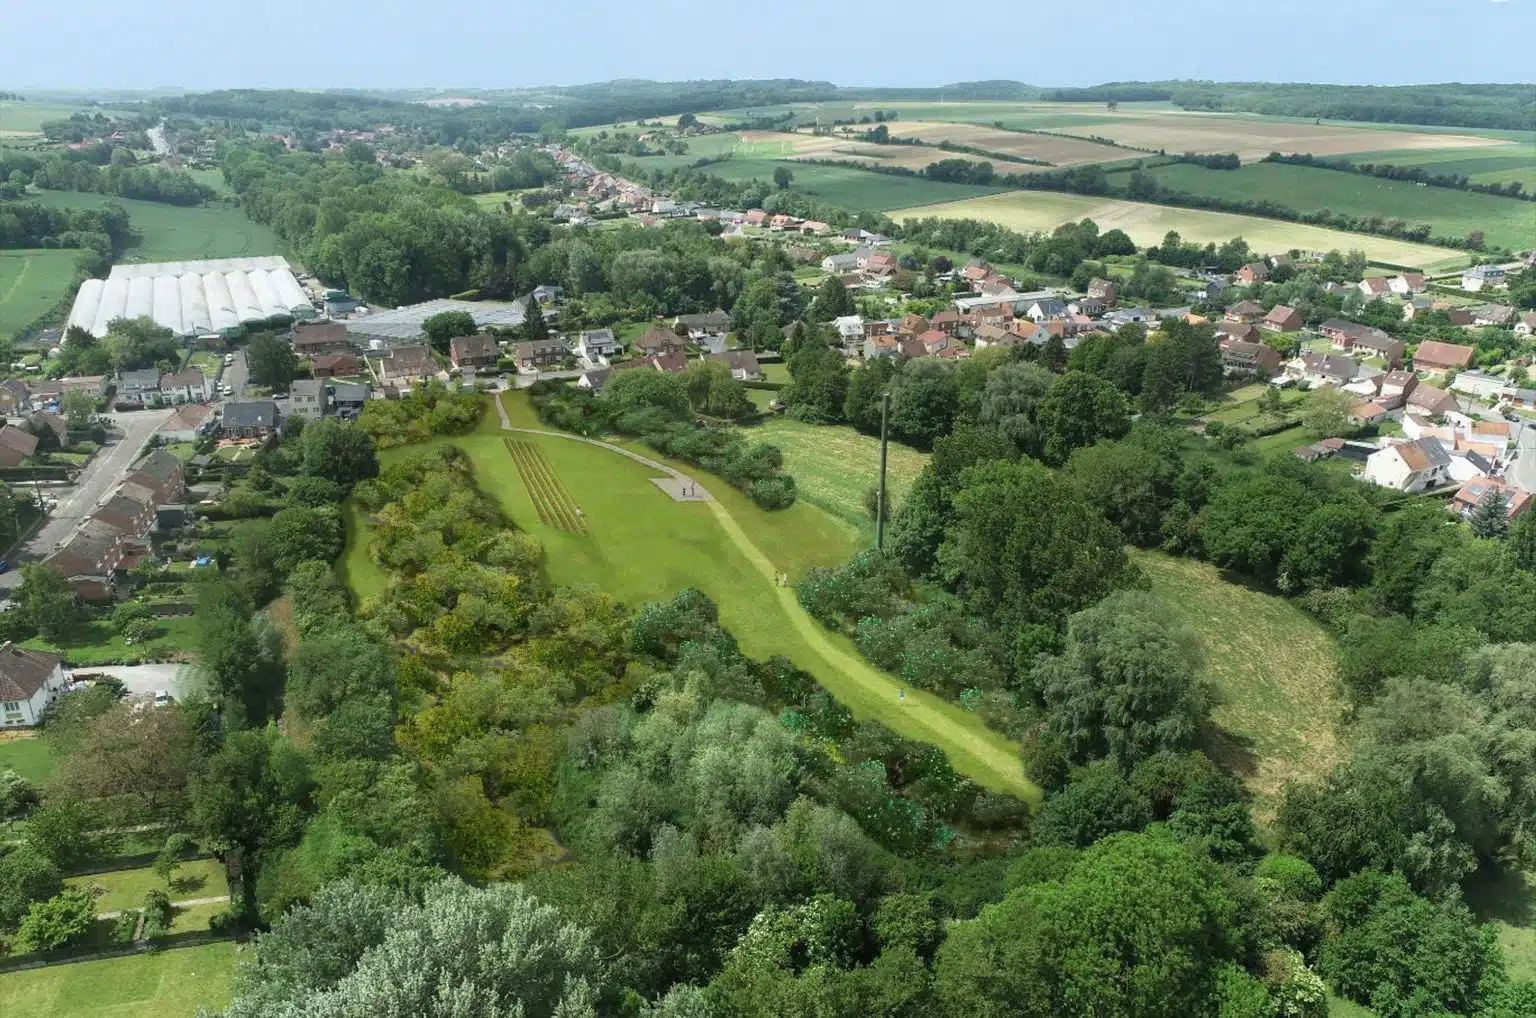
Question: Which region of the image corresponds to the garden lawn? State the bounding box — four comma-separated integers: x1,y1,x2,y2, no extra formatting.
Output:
0,940,239,1018
27,190,281,263
0,734,57,783
1131,551,1345,810
745,417,929,536
0,248,79,338
21,616,201,667
65,858,225,913
1105,161,1536,250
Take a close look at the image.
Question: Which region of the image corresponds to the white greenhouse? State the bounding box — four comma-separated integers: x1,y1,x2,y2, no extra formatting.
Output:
62,256,314,339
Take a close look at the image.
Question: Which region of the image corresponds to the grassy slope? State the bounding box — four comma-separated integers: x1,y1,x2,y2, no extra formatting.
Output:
0,735,57,783
1132,551,1344,808
745,417,929,539
1107,161,1535,250
0,941,237,1018
64,859,225,913
345,397,1036,799
27,190,281,263
892,191,1470,272
0,249,80,337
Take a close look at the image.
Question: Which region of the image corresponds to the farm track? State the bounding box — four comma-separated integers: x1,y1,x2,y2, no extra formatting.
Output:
505,439,588,534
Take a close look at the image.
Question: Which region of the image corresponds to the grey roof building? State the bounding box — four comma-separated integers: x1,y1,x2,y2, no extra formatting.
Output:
343,298,527,345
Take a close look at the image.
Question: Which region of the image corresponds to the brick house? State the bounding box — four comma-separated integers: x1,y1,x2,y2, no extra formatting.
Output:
450,333,500,370
311,353,363,378
219,400,280,439
1412,340,1476,373
1261,305,1304,333
1219,338,1282,376
1234,262,1269,285
292,322,359,357
44,519,126,600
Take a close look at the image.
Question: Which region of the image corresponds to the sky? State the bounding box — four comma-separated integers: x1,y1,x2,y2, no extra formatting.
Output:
6,0,1534,91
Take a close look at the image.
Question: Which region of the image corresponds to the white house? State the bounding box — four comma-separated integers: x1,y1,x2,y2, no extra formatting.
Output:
833,315,865,354
1462,265,1507,292
1450,370,1518,402
0,644,68,728
1363,437,1453,492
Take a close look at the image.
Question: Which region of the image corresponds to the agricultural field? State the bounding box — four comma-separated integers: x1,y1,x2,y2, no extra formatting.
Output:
893,190,1471,272
27,190,282,263
0,941,239,1018
1343,145,1536,191
0,100,120,138
1107,161,1536,250
879,120,1128,167
729,129,1055,177
0,734,57,783
0,248,79,338
745,417,929,537
705,159,1004,212
1133,551,1346,808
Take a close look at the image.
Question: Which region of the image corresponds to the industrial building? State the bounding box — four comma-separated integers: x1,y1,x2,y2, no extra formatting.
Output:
342,298,526,348
64,256,314,340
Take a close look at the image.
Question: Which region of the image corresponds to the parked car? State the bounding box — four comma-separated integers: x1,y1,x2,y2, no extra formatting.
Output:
0,559,9,574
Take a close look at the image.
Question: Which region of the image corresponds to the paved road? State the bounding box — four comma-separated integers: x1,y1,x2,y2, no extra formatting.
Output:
224,349,248,399
0,409,172,590
1509,418,1536,493
77,662,194,695
147,120,172,157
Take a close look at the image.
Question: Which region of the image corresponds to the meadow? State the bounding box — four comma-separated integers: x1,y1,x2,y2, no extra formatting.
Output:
0,100,120,137
343,396,1036,799
892,190,1470,271
0,941,238,1018
745,417,929,538
28,190,282,263
1108,161,1536,250
0,248,80,338
1132,551,1345,809
704,158,1005,211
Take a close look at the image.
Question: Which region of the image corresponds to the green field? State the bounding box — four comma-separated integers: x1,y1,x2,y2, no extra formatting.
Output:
344,396,1036,799
0,101,121,136
746,418,929,537
1108,161,1536,250
64,859,226,913
28,190,281,263
894,190,1471,272
1344,145,1536,191
1133,551,1345,808
0,941,238,1018
0,735,57,783
0,249,81,338
703,159,1005,212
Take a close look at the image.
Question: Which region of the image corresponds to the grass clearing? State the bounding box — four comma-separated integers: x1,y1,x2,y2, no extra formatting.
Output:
65,859,225,913
893,190,1470,272
21,616,201,667
28,190,282,263
0,248,80,338
1108,161,1536,250
0,940,239,1018
746,418,928,538
1132,551,1345,809
1465,866,1536,983
0,734,57,783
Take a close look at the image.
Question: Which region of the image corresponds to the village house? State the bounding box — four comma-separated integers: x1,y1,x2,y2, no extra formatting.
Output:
705,349,762,381
1450,477,1531,522
159,369,210,404
44,519,126,601
1027,298,1067,323
1350,401,1389,426
291,322,359,357
0,379,29,413
1234,262,1269,285
577,367,611,392
1319,319,1406,366
311,353,363,378
574,328,621,361
1364,437,1453,491
674,310,730,342
369,344,439,386
821,252,860,274
0,425,38,468
1087,278,1119,304
330,382,367,418
1215,321,1260,344
620,352,689,375
832,316,865,354
1219,338,1282,377
1412,340,1476,373
1462,265,1507,292
219,400,280,439
1389,273,1427,295
1286,352,1358,388
916,330,950,355
288,379,328,420
126,449,185,505
158,402,216,442
90,491,156,541
863,335,899,359
1358,276,1393,298
449,334,500,371
28,412,66,447
1225,300,1265,324
514,338,569,370
1376,369,1420,409
115,368,164,409
1261,305,1304,333
1405,382,1460,416
634,324,687,358
970,323,1012,350
1450,370,1518,402
1471,304,1515,328
1516,313,1536,338
0,645,68,728
929,310,964,337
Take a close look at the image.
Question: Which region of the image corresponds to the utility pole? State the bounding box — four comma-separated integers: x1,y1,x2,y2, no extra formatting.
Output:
876,391,890,553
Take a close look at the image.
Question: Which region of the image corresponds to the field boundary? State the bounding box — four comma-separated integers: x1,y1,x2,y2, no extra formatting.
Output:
505,439,588,534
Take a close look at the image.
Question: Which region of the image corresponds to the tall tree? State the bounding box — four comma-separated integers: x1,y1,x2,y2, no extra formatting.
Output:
1035,370,1131,465
421,311,478,354
1470,489,1511,539
244,334,298,391
299,418,379,489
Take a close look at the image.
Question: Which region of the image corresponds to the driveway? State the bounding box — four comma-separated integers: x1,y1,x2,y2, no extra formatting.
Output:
77,662,195,697
0,408,172,590
223,349,248,399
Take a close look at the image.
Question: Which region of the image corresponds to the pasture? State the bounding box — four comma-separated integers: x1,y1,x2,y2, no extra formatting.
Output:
1132,551,1346,809
0,248,79,338
892,190,1470,272
1109,161,1536,250
746,417,929,537
0,941,238,1018
706,159,1004,211
28,190,282,263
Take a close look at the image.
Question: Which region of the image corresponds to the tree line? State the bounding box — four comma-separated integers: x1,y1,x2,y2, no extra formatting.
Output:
1265,151,1533,201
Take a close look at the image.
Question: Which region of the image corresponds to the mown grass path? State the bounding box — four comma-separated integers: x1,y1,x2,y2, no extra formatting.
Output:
494,399,1037,800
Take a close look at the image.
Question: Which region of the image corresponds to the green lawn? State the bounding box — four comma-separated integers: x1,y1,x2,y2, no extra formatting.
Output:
1133,551,1346,809
27,190,282,264
701,159,1006,212
1106,161,1535,250
0,248,80,338
0,735,57,783
745,418,929,537
65,859,225,913
346,394,1036,799
21,616,201,667
0,941,239,1018
339,502,389,603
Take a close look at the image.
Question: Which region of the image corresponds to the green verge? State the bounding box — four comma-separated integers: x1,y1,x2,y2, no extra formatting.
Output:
0,940,238,1018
